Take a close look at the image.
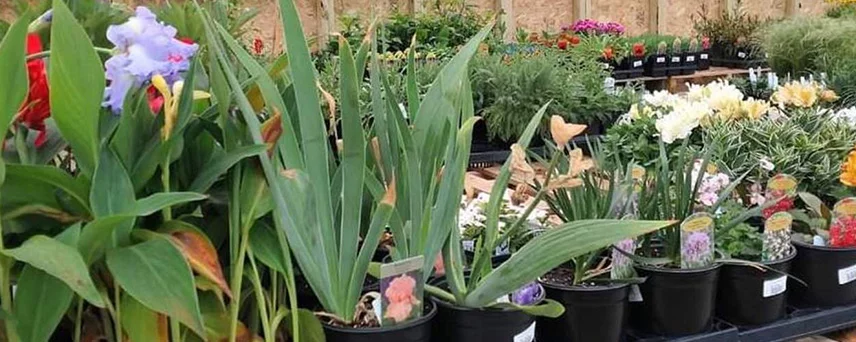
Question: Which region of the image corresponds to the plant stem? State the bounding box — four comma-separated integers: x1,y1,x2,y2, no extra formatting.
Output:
170,319,181,342
247,253,272,342
228,223,251,342
162,151,172,221
74,298,83,342
113,283,122,342
25,47,114,61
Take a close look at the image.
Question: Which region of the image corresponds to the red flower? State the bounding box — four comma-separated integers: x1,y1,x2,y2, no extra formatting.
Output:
178,37,195,44
17,34,50,147
632,43,645,57
701,37,711,50
147,85,165,114
570,36,581,46
602,47,614,60
253,38,264,55
557,40,568,50
762,192,794,219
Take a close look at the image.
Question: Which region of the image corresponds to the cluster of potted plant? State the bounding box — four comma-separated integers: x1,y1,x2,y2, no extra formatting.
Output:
694,0,767,68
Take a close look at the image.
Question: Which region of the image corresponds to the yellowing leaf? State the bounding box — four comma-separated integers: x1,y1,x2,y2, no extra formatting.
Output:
164,223,232,299
510,144,535,183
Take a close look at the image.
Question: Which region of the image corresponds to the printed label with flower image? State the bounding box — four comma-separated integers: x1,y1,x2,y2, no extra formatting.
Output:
763,174,798,219
680,213,715,269
611,238,636,280
379,256,424,326
763,212,793,261
830,198,856,248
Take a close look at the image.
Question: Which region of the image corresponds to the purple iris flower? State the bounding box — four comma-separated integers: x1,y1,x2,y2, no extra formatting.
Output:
102,7,198,114
511,282,543,306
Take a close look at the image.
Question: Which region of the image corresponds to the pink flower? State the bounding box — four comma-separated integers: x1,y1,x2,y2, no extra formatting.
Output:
384,274,419,323
433,254,445,276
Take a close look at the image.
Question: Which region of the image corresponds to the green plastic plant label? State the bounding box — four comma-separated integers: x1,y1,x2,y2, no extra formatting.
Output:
680,212,715,269
763,174,798,219
379,255,424,326
830,198,856,248
762,211,793,262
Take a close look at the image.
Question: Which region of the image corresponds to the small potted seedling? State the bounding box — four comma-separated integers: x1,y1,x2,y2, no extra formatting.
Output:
667,37,683,76
645,41,669,77
698,36,712,70
682,38,700,75
628,42,646,78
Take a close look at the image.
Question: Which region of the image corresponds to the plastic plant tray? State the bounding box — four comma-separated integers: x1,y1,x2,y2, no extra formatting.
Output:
734,303,856,342
627,320,739,342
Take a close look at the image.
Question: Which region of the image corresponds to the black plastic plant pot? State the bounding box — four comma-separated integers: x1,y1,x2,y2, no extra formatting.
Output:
698,49,711,70
432,297,536,342
789,241,856,308
716,250,796,327
645,54,668,77
323,301,437,342
628,57,645,78
630,263,720,336
666,53,684,76
536,282,629,342
681,52,699,75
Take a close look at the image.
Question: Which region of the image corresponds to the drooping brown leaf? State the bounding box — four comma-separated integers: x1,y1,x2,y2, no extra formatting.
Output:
568,149,594,177
550,115,586,150
510,144,535,183
260,110,283,156
317,82,337,137
547,175,584,191
381,177,397,206
511,183,531,206
167,229,233,299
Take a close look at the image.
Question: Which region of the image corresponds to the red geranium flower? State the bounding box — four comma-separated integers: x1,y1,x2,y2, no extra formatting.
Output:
17,34,50,147
602,47,614,60
557,40,568,50
701,37,711,50
632,42,645,57
570,36,581,46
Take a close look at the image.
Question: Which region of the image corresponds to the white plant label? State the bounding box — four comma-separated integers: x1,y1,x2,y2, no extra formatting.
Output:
738,52,747,58
633,60,643,68
629,284,643,302
671,57,681,63
514,322,536,342
686,56,696,62
700,53,709,60
838,264,856,285
602,63,610,70
763,276,787,298
656,57,666,63
462,240,475,252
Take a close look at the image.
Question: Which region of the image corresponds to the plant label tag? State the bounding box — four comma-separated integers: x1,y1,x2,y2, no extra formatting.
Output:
633,60,643,68
831,198,856,247
680,213,715,269
686,55,696,62
611,239,636,280
462,240,475,252
514,322,536,342
763,276,788,298
700,53,709,60
764,174,798,219
671,57,681,63
602,63,611,70
629,284,643,302
379,256,425,326
763,212,793,262
839,264,856,285
738,51,747,58
656,57,666,63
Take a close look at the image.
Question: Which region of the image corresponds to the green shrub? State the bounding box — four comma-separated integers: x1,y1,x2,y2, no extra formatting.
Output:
762,17,856,77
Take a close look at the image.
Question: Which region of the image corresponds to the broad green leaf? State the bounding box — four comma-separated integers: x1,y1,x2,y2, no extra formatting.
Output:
188,144,265,193
2,235,104,307
492,298,565,318
121,294,168,342
14,267,74,342
283,308,325,342
5,164,91,215
78,215,135,264
106,238,205,336
49,0,105,176
133,192,207,216
0,158,4,186
464,220,674,307
91,146,135,217
13,226,79,342
0,12,29,136
249,222,286,274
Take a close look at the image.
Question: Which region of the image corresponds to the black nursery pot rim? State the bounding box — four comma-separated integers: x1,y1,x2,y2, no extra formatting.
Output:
538,278,630,292
430,295,528,313
322,300,437,334
635,261,721,274
728,247,797,267
793,239,856,252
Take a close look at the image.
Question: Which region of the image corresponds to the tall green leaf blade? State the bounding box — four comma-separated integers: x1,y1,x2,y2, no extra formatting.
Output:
106,238,205,336
78,215,135,264
249,222,287,273
132,192,207,216
2,235,104,307
336,36,365,298
188,144,265,193
0,12,29,136
49,0,105,176
464,220,674,307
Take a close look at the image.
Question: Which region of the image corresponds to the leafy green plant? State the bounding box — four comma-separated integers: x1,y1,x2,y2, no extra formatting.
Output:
155,0,258,44
762,17,856,77
714,200,763,259
693,0,766,59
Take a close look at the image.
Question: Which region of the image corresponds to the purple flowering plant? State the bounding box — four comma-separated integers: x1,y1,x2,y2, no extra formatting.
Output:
567,19,625,36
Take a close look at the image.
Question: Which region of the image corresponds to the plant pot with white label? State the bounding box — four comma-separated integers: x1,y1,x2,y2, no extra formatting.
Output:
645,54,669,77
630,263,721,336
789,240,856,308
716,248,796,326
536,267,630,342
666,53,684,76
323,301,437,342
698,48,712,70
